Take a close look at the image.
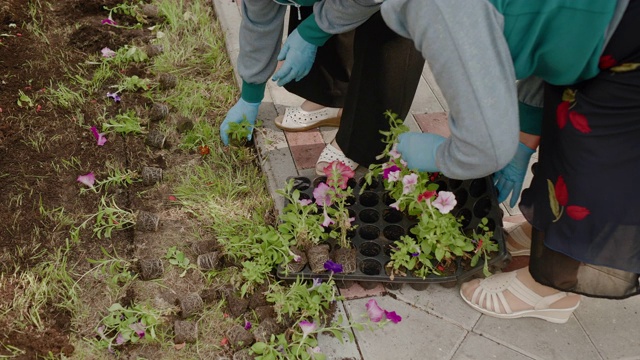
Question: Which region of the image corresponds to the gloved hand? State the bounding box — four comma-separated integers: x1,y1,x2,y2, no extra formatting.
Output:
219,98,260,146
272,29,317,87
396,132,447,173
493,142,535,207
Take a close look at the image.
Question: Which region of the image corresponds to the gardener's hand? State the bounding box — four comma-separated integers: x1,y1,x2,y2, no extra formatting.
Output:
272,29,317,87
396,132,447,173
493,142,535,207
219,98,260,146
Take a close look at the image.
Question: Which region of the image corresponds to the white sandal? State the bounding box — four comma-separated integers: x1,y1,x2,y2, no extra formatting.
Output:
275,106,341,132
460,271,580,324
505,222,532,257
315,143,358,176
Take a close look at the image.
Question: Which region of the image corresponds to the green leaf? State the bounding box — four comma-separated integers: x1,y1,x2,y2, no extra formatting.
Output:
251,342,267,354
108,303,125,312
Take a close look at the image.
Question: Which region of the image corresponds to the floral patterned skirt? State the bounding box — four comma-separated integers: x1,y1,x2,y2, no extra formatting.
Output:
520,0,640,298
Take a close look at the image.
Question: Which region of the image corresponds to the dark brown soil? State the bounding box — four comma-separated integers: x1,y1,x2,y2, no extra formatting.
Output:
0,0,173,358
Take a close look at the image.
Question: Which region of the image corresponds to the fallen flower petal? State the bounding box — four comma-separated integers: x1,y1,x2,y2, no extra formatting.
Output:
129,322,146,338
168,195,177,201
384,310,402,324
323,260,343,274
115,332,125,345
90,126,107,146
101,47,117,58
244,320,252,330
365,299,385,323
77,172,96,187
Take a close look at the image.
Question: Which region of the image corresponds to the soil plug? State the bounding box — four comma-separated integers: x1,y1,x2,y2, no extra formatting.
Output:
253,306,276,322
253,318,280,343
232,349,254,360
226,324,255,350
333,247,357,274
191,239,219,255
306,244,330,273
158,73,177,90
144,44,164,58
178,292,204,319
136,210,160,232
286,247,307,273
174,320,198,344
138,259,164,280
141,166,163,186
197,251,221,270
149,102,169,122
145,129,168,149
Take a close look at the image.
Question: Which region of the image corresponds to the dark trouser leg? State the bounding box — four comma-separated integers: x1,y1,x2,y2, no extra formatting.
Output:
283,7,353,108
335,12,424,167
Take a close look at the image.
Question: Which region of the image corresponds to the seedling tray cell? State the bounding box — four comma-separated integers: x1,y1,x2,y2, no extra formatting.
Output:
276,175,510,286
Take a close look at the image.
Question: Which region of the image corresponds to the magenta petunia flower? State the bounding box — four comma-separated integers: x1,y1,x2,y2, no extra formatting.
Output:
313,182,332,207
90,126,107,146
298,320,317,337
101,18,116,25
433,191,457,214
77,172,96,187
384,310,402,324
365,299,385,323
323,260,343,274
383,165,401,180
101,47,116,58
244,320,252,330
129,322,146,338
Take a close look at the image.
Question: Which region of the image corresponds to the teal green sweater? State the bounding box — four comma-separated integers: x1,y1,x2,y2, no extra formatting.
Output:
381,0,627,179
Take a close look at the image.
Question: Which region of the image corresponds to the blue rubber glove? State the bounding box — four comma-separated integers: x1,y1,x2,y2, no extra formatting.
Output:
219,98,260,146
396,132,447,173
493,142,535,207
272,29,317,87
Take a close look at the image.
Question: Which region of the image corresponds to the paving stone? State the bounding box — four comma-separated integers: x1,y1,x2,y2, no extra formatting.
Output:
451,333,535,360
345,296,466,360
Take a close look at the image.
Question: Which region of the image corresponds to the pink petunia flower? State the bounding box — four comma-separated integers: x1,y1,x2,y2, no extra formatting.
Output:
383,165,401,180
402,173,418,195
129,322,146,339
90,126,107,146
321,209,334,228
432,191,457,214
389,201,400,211
298,198,312,206
323,161,355,190
101,47,116,58
313,182,332,207
101,18,116,25
77,172,96,187
365,299,385,323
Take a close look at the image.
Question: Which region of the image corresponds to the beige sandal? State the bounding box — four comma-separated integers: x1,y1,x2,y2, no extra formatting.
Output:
315,143,358,176
275,106,341,132
460,271,581,324
505,222,532,257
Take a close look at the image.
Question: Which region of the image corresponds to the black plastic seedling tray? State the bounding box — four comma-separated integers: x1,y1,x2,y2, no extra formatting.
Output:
276,175,510,286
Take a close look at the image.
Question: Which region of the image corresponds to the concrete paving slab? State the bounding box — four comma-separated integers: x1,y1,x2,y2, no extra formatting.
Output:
574,295,640,360
389,284,481,331
339,282,385,300
318,300,362,360
344,296,467,360
451,332,535,360
474,315,602,360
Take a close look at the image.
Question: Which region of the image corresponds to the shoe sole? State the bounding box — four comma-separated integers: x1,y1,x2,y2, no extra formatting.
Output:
275,116,341,132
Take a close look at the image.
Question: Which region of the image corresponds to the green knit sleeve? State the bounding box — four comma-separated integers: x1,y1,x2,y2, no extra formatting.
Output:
519,101,543,135
296,14,332,46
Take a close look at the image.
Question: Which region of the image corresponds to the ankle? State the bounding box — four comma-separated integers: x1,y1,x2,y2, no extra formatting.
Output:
300,100,324,112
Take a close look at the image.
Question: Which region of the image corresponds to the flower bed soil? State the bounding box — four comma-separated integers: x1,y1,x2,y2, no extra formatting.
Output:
277,175,510,286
